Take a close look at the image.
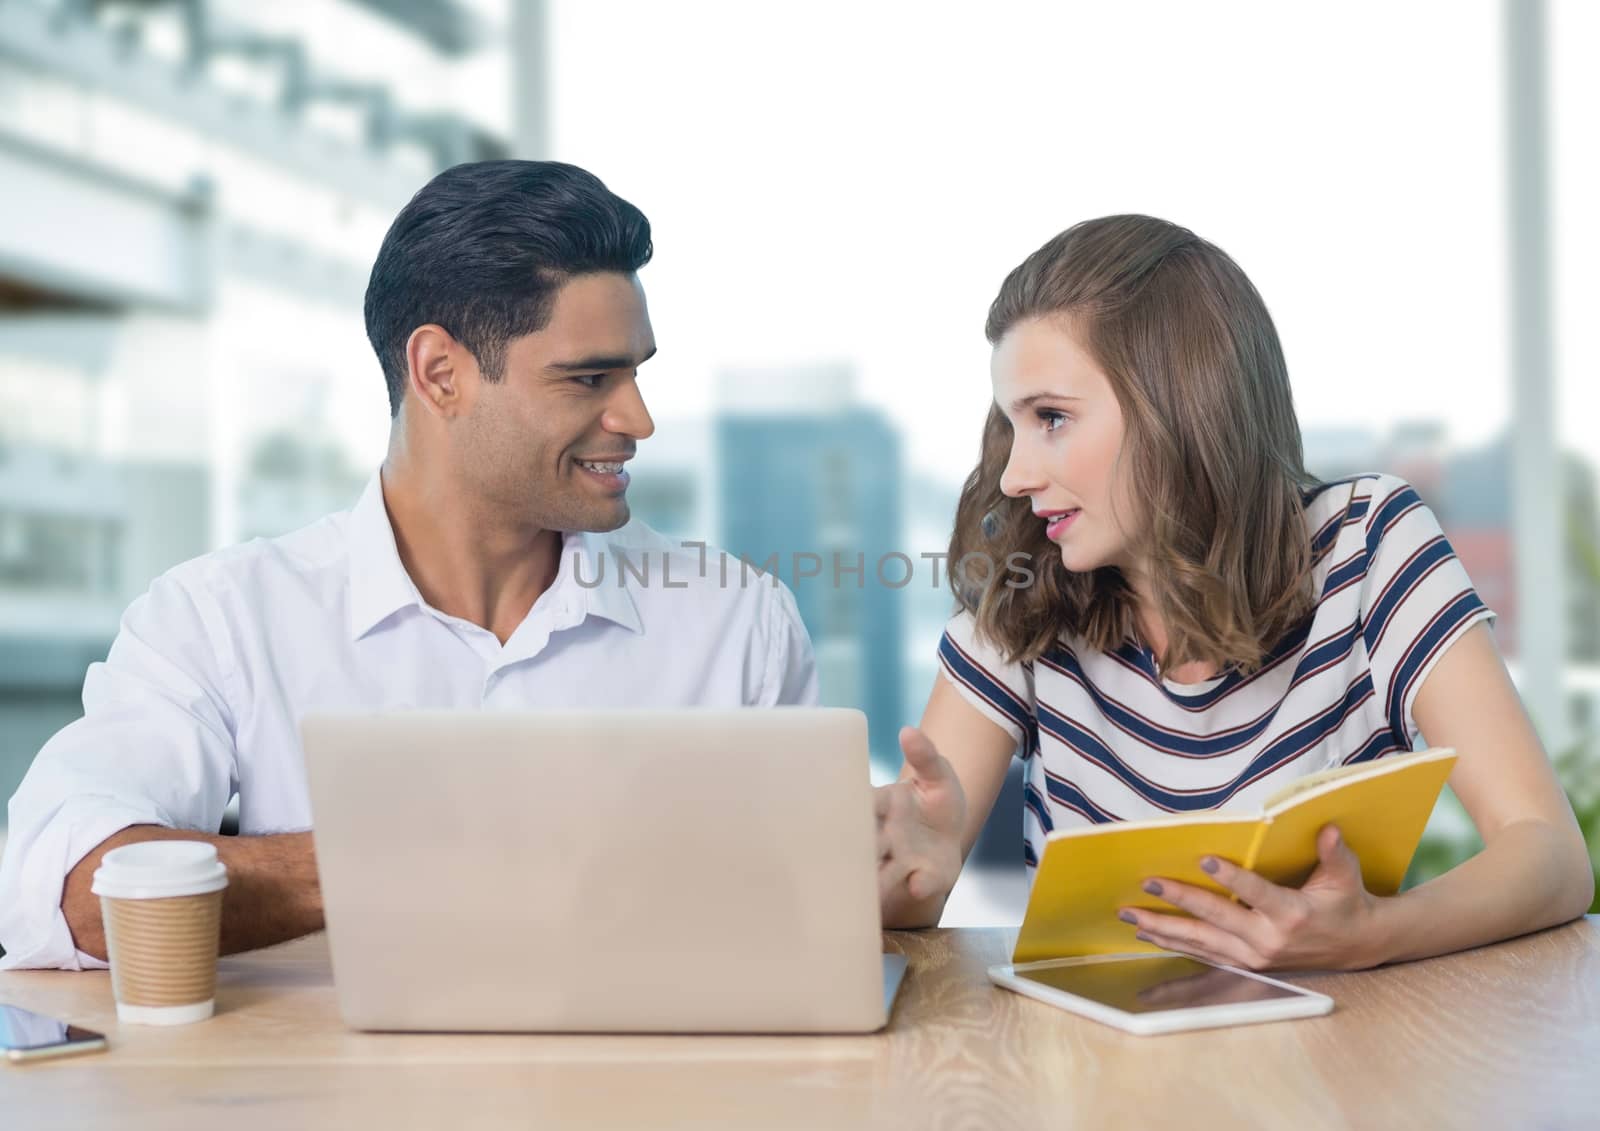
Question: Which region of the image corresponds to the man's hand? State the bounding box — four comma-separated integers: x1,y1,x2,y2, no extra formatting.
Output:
876,726,967,924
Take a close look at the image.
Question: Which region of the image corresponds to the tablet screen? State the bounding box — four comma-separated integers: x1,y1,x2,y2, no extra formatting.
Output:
1014,956,1305,1014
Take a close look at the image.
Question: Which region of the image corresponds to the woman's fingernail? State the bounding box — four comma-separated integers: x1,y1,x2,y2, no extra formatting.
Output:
1200,857,1219,874
1118,910,1138,924
1142,880,1163,896
1135,932,1153,944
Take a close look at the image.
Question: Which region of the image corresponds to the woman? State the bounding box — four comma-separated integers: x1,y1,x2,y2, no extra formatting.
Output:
877,215,1592,969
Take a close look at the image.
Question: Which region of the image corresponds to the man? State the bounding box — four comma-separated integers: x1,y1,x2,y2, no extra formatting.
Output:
0,161,816,970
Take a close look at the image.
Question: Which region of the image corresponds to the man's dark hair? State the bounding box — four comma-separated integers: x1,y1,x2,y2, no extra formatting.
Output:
364,160,653,416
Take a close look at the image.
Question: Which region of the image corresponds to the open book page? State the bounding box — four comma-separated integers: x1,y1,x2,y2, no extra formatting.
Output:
1259,747,1454,811
1015,817,1260,963
1250,749,1458,895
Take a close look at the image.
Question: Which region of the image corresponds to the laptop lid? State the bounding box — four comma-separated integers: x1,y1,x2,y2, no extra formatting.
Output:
301,708,890,1032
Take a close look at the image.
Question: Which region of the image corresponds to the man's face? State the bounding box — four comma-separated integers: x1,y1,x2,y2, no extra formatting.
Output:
459,272,657,533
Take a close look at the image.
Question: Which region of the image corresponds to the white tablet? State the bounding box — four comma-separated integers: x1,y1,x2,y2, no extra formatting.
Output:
988,952,1333,1035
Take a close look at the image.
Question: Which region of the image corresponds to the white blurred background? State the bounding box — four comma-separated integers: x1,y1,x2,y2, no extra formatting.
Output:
0,0,1595,926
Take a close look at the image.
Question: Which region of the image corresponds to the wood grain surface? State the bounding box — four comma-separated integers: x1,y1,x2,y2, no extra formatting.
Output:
3,918,1597,1130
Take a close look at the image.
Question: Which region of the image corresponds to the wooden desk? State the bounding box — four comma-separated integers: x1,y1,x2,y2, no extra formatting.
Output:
4,919,1598,1130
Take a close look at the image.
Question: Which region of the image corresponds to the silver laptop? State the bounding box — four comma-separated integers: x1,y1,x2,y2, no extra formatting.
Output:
300,708,908,1033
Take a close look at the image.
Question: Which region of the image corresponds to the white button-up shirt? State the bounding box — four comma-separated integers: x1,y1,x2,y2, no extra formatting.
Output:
0,474,817,969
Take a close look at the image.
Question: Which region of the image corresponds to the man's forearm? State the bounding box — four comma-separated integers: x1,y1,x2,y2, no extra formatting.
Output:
62,825,323,960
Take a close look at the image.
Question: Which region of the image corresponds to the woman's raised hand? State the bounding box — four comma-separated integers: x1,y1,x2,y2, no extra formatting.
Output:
875,726,968,917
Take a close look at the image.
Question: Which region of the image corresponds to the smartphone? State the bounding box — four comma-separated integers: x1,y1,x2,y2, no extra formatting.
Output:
1,1003,108,1063
988,952,1333,1035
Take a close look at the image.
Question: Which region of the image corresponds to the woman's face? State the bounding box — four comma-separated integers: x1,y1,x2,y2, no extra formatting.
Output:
992,316,1142,576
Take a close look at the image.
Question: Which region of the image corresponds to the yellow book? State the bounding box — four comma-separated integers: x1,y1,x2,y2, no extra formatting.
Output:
1011,747,1458,964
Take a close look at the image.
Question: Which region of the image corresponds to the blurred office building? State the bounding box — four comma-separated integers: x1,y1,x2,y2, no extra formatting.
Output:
0,0,528,809
617,418,715,544
899,471,961,729
715,365,906,771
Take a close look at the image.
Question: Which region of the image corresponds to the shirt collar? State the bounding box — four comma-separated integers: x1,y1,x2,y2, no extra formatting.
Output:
346,472,645,641
554,527,644,635
346,473,426,641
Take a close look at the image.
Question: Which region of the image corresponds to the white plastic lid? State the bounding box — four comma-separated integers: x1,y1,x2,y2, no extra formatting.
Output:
91,841,229,900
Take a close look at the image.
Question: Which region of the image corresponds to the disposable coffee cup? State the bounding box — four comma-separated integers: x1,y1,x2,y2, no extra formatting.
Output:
91,841,228,1025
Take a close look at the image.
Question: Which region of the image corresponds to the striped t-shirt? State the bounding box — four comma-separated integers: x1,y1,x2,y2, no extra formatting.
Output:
937,474,1493,874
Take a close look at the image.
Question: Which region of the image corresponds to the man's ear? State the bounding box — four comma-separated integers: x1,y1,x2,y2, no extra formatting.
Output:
405,324,477,419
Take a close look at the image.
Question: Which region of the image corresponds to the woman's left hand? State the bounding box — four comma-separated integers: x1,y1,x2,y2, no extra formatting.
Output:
1120,824,1388,972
